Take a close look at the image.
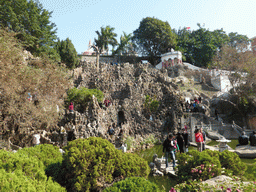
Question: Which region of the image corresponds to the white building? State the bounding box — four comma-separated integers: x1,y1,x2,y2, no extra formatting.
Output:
155,49,183,69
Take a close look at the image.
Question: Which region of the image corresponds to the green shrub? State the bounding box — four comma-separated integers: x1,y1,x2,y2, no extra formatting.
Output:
144,95,159,113
17,144,63,168
114,152,150,179
176,149,221,182
66,87,104,112
62,137,150,192
219,150,247,176
103,177,163,192
0,149,66,191
0,169,66,192
0,149,46,180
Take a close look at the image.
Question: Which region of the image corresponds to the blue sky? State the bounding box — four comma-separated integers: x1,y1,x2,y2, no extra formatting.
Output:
39,0,256,54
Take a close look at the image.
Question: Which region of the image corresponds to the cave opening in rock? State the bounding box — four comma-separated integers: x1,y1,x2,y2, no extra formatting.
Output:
117,111,126,126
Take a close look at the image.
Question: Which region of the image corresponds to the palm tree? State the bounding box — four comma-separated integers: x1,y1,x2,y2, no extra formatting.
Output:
114,32,133,55
95,25,118,55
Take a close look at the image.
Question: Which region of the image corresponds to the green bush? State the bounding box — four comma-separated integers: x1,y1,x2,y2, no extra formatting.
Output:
0,169,66,192
114,152,150,179
176,149,221,182
103,177,163,192
17,144,63,168
66,87,104,112
62,137,150,192
0,149,46,180
219,150,247,176
0,149,66,191
144,95,159,113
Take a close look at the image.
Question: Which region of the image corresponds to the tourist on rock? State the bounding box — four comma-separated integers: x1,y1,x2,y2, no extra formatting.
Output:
198,96,202,103
194,127,204,152
27,92,32,101
176,132,184,153
163,133,178,168
182,128,189,153
108,125,115,137
237,131,249,146
249,131,256,146
185,101,190,112
104,99,111,107
69,102,74,113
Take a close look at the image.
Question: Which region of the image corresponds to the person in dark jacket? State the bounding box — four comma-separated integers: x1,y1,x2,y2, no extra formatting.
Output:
237,131,249,146
163,133,178,168
176,132,184,153
249,131,256,146
182,128,189,153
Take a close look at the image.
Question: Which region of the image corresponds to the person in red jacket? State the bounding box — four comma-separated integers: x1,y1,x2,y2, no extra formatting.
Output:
69,102,74,113
194,127,204,152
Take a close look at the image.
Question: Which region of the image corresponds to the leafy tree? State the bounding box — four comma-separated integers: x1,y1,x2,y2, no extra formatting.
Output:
173,27,193,62
228,32,250,48
0,29,70,146
174,25,243,67
133,17,177,65
55,38,79,69
0,0,58,58
187,24,218,67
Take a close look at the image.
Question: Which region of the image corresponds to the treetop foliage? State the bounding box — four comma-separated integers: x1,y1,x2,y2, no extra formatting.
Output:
0,0,58,59
133,17,177,65
55,38,80,69
94,25,118,54
174,24,250,67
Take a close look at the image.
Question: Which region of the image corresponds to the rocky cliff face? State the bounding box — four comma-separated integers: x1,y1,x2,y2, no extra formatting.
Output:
58,62,184,148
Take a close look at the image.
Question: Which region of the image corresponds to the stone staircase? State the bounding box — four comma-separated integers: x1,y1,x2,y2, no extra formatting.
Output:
183,112,244,140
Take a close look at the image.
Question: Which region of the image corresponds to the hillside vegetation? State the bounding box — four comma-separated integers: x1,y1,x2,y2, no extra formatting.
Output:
0,29,71,146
